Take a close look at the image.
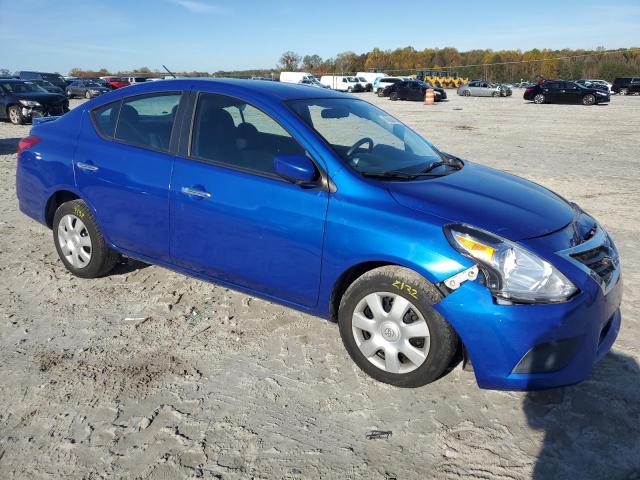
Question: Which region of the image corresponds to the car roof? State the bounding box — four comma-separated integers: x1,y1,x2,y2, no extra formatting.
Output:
111,78,350,101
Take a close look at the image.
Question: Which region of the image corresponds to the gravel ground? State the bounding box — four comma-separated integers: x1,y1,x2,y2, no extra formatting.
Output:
1,92,639,480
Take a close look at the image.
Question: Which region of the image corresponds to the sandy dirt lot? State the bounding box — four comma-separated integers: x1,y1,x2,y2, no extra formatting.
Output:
1,91,639,480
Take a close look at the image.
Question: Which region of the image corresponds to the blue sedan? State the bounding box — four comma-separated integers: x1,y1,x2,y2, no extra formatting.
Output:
16,79,622,390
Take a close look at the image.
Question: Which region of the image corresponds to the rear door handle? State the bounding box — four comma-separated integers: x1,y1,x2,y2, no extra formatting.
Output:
76,162,98,172
181,186,211,199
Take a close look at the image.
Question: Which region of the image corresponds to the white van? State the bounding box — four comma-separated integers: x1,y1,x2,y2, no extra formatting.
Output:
279,71,326,88
320,75,365,92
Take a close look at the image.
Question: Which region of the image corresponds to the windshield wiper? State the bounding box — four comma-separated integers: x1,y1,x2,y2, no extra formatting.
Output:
360,157,463,181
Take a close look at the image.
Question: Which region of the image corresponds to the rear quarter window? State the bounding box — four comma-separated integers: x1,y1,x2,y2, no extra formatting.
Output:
91,101,121,138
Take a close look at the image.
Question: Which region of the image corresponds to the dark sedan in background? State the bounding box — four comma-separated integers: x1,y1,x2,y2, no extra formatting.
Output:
0,80,69,124
66,80,111,99
524,80,610,105
384,80,447,102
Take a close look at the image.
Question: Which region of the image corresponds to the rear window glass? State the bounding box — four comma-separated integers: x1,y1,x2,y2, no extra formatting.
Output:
92,101,121,138
114,93,181,151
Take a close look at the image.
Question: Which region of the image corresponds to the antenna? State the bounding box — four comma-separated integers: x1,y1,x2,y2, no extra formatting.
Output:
162,65,177,79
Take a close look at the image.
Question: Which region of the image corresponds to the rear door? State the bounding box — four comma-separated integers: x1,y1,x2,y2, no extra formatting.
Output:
169,91,329,307
74,91,183,261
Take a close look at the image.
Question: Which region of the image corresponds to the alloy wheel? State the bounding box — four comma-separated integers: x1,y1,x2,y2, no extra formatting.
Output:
534,94,545,104
57,214,92,268
352,292,430,374
583,94,595,106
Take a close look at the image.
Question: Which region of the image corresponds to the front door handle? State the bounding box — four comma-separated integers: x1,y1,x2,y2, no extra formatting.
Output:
76,162,98,172
181,186,211,199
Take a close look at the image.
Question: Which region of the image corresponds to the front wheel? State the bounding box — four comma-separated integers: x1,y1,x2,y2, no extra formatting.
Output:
533,93,545,104
619,88,629,95
338,266,457,388
582,94,596,106
8,105,24,125
53,200,119,278
492,91,499,97
463,90,471,97
85,90,92,99
389,91,398,101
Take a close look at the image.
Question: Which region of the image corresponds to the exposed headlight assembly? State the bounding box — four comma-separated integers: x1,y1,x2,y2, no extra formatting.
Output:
19,100,41,107
445,224,577,304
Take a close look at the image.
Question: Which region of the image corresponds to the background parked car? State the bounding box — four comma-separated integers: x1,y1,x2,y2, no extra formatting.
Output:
356,76,373,92
457,80,502,97
356,71,387,87
385,81,447,102
0,79,69,124
611,77,640,95
374,77,404,96
524,80,610,105
123,76,148,85
319,75,364,92
66,79,111,99
99,76,130,89
18,71,67,92
30,79,65,95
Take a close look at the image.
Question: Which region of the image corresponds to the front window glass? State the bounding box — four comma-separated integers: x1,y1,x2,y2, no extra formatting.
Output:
288,98,443,176
190,93,306,175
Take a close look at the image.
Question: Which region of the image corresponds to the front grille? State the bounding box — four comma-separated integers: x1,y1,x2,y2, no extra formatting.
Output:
567,229,619,291
571,245,616,284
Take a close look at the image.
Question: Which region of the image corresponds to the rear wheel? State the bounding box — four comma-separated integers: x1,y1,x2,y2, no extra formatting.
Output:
85,90,91,99
390,91,398,101
53,200,119,278
66,90,73,98
533,93,545,104
582,94,596,106
347,87,353,93
338,266,457,387
8,105,24,125
463,90,471,97
619,88,629,95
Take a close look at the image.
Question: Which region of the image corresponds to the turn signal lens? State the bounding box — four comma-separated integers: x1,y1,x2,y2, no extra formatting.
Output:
455,234,495,263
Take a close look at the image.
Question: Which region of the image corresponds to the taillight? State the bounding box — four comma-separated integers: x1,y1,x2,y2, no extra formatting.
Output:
18,135,40,156
525,87,535,94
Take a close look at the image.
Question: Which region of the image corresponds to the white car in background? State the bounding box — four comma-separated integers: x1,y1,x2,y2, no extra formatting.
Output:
280,71,327,88
320,75,364,92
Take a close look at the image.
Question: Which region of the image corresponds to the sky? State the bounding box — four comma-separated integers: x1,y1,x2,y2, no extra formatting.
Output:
1,0,638,74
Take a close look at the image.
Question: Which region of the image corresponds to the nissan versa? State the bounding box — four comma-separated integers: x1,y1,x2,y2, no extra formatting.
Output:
16,79,622,390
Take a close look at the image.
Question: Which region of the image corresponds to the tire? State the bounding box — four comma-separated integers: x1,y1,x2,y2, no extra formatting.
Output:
492,91,499,97
463,90,471,97
8,105,24,125
582,94,596,106
85,90,91,99
66,90,73,98
53,199,119,278
389,92,398,101
377,89,384,97
620,88,629,96
533,93,545,104
338,266,458,388
347,87,353,93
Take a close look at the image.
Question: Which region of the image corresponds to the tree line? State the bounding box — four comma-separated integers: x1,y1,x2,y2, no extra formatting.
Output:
32,46,639,83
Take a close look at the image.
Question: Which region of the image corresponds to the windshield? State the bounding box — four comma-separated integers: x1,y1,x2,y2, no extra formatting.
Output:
288,98,444,176
0,81,47,93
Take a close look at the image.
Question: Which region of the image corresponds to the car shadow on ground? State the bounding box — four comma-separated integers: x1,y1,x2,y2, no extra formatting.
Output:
109,258,150,276
0,138,20,155
524,351,640,479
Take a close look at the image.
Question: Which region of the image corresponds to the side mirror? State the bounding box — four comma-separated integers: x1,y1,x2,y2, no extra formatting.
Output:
274,154,317,185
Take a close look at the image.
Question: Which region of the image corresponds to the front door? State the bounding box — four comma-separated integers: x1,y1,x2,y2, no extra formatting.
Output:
169,92,329,307
74,92,183,261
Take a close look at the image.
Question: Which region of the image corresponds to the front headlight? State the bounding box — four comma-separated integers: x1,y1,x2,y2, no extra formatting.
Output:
19,100,41,107
445,224,577,303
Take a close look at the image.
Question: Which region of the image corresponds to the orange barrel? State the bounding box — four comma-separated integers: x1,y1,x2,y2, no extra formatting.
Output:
424,88,435,105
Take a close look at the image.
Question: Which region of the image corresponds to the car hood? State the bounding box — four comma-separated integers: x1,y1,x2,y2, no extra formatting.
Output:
386,162,575,241
14,92,67,105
